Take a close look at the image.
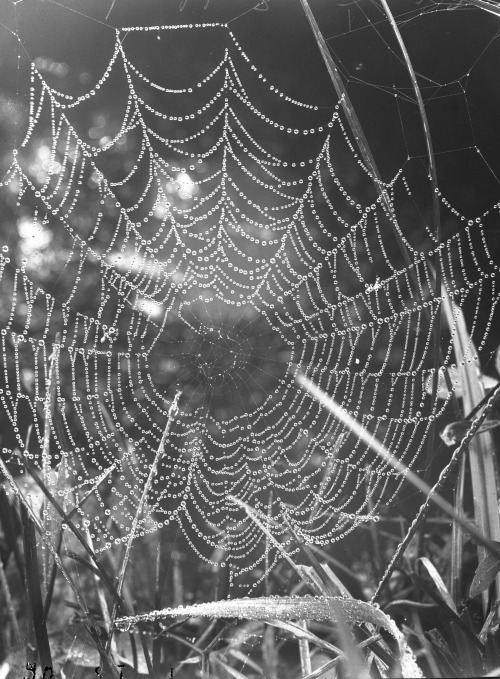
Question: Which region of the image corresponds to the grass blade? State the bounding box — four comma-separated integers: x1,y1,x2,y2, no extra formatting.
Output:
0,554,21,646
114,392,180,603
41,335,60,595
296,370,500,550
20,502,53,670
309,434,345,520
299,0,457,408
0,487,24,580
370,380,500,602
298,620,313,677
378,0,443,481
451,455,466,605
464,0,500,17
469,542,500,598
442,287,500,608
115,595,403,648
107,392,180,674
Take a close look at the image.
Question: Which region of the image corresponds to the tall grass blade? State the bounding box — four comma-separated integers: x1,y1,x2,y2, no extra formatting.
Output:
309,434,345,520
378,0,443,480
416,557,458,614
7,449,155,674
0,555,21,646
265,491,273,597
20,502,53,670
41,335,60,594
213,658,247,679
113,392,180,603
229,495,315,590
114,595,404,650
12,455,125,610
442,286,500,608
264,619,342,657
153,532,163,677
0,486,24,580
298,620,313,677
373,381,500,601
282,511,344,598
296,371,500,552
84,528,113,633
118,596,423,676
331,600,370,679
41,334,59,480
300,0,457,408
107,392,180,674
451,455,466,605
262,625,278,679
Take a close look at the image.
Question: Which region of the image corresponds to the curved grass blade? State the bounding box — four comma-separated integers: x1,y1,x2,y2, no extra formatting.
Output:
469,541,500,598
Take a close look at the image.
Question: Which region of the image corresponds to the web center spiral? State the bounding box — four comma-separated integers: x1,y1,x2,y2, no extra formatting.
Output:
182,324,252,392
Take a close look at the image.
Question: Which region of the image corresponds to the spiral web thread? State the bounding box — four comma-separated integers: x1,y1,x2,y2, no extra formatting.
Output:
0,18,499,592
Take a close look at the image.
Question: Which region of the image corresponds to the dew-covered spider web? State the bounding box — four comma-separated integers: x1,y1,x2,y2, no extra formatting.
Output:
1,2,500,595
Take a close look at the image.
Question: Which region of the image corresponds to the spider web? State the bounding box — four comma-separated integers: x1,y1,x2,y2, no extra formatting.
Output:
0,3,499,593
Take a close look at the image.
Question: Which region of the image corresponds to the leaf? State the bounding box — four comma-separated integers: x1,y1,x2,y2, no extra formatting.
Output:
425,365,499,400
264,619,341,656
416,557,458,614
115,595,405,655
416,558,484,652
440,419,500,447
441,290,500,591
20,501,53,670
469,543,500,598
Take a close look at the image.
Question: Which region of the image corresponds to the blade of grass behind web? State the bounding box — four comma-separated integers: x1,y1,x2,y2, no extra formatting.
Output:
372,379,500,602
296,370,500,558
11,447,153,676
20,501,53,670
106,392,180,675
0,552,21,646
378,0,443,482
441,285,500,610
300,0,460,432
41,335,60,594
451,455,466,606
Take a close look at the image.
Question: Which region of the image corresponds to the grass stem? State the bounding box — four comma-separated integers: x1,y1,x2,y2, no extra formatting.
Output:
0,555,21,646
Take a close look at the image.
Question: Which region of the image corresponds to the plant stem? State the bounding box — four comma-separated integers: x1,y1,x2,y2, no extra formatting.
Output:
0,555,21,646
296,371,500,564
